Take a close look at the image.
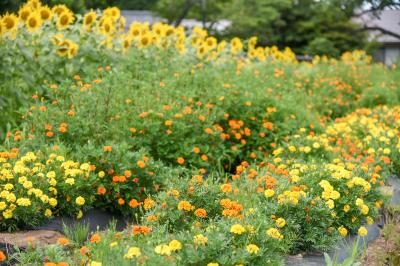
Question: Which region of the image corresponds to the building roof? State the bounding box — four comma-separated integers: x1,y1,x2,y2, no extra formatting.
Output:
354,9,400,43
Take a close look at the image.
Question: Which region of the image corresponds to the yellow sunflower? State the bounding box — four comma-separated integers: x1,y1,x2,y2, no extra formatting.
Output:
39,5,52,21
118,16,125,32
122,35,132,52
56,39,78,58
52,5,69,16
137,33,152,48
2,13,19,33
103,7,120,19
26,12,42,32
26,0,42,10
18,5,32,22
83,11,97,30
0,21,4,36
57,11,74,30
129,22,142,38
68,42,79,58
99,17,115,36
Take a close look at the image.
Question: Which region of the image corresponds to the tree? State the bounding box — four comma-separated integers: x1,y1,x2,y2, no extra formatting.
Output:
153,0,230,28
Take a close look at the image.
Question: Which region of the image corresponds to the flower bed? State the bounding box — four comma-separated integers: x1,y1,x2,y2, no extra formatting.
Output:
1,0,400,265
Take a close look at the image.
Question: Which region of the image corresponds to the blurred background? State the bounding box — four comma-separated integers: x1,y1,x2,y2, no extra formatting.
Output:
1,0,399,63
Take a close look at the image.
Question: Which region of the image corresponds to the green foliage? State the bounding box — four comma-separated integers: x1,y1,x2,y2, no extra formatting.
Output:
62,221,90,246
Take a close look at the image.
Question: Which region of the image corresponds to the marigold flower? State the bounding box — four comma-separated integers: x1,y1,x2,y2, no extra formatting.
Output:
178,200,194,211
75,196,85,206
103,146,112,152
266,228,283,239
124,247,141,259
177,157,185,165
0,250,6,261
220,183,232,193
275,218,286,228
194,208,207,218
154,244,171,255
358,226,368,237
230,224,246,235
246,244,260,254
264,189,275,198
137,160,146,168
57,237,70,246
97,186,106,195
338,226,348,237
144,198,155,210
118,198,125,205
90,233,101,243
129,199,141,208
80,245,89,255
169,240,182,251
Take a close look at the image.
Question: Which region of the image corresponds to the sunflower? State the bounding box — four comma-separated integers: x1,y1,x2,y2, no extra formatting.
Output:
57,11,74,30
39,5,52,21
230,37,243,54
129,22,142,38
204,37,217,50
122,35,132,52
103,7,120,19
52,5,69,16
118,16,125,32
83,11,97,30
152,22,166,37
56,39,78,58
99,17,115,36
26,12,42,32
138,33,152,48
2,13,19,33
18,5,32,22
68,42,79,58
0,22,4,36
51,33,64,45
57,40,70,57
197,45,207,59
26,0,41,10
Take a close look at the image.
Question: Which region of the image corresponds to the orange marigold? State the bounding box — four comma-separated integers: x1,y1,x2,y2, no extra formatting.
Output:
177,157,185,165
57,237,70,246
90,233,101,243
194,208,207,218
178,200,194,211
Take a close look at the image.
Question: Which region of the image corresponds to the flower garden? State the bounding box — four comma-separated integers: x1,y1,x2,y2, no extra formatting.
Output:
1,0,400,265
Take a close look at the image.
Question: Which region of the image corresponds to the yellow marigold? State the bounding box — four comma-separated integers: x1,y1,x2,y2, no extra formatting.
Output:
275,218,286,228
143,198,155,210
75,196,85,206
266,228,283,239
154,244,171,255
230,224,246,235
338,226,348,237
124,247,141,259
358,226,368,237
168,240,182,251
178,200,194,211
264,189,275,198
194,234,208,245
246,244,260,254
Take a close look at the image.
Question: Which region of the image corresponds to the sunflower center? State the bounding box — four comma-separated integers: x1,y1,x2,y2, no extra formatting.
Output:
5,18,15,29
60,15,69,25
41,11,50,20
28,18,37,27
85,16,93,25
